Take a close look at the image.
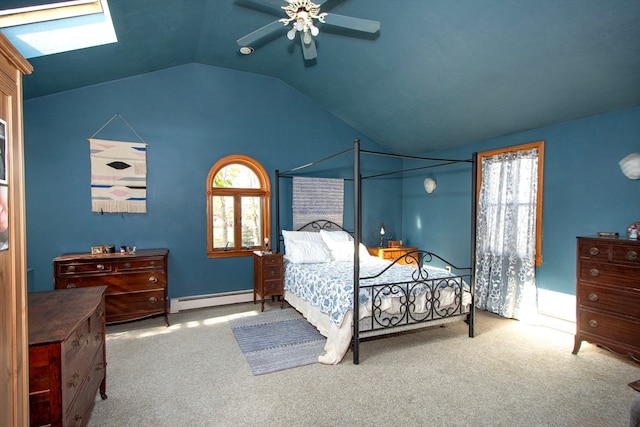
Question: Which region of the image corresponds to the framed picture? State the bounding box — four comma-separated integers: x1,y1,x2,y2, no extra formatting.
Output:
91,245,104,255
0,119,6,185
0,184,8,251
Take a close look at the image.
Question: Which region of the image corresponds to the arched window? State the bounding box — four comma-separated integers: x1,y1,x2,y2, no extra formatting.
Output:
206,155,271,258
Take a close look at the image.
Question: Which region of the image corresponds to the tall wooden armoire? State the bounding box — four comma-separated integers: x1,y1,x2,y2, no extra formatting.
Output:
0,32,33,427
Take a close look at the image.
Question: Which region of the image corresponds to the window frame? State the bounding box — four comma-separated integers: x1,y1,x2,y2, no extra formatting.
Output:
476,140,545,266
206,154,271,258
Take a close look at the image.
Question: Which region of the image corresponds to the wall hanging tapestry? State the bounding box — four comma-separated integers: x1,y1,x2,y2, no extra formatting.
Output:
292,176,344,229
88,114,147,213
89,138,147,213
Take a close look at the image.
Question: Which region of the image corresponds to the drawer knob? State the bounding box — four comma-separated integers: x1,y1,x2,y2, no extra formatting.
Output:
627,251,638,261
589,247,599,256
150,261,156,266
66,283,77,289
588,319,598,328
588,293,599,302
589,268,599,277
148,276,158,283
67,265,76,272
149,296,158,304
123,262,131,268
67,372,80,388
96,264,105,270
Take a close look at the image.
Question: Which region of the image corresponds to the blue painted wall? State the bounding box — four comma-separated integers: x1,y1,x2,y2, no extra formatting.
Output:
403,106,640,298
23,62,640,305
23,63,401,296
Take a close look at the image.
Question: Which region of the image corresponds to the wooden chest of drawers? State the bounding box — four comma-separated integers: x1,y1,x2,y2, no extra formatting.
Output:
253,251,284,311
53,249,169,325
573,236,640,360
367,246,419,265
28,286,107,427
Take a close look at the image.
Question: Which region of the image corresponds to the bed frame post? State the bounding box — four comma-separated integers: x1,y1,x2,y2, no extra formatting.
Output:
353,138,361,364
275,169,281,253
469,153,478,338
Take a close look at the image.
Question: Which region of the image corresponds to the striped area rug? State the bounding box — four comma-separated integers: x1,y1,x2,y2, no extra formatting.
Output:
229,308,326,375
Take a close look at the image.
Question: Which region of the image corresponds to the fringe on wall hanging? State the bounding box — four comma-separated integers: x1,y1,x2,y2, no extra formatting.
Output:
88,114,148,214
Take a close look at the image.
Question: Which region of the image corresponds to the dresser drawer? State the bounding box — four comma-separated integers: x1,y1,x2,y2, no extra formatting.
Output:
63,349,105,427
105,290,165,322
611,244,640,265
57,261,113,276
578,283,640,318
58,271,166,293
577,239,610,261
578,261,640,289
115,257,164,271
577,309,640,349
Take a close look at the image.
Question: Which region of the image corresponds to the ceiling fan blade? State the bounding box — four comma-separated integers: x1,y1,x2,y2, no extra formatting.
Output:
235,0,285,17
322,13,380,34
237,20,286,48
301,37,317,60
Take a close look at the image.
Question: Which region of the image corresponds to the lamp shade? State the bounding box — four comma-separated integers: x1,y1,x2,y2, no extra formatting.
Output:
619,153,640,180
424,177,437,193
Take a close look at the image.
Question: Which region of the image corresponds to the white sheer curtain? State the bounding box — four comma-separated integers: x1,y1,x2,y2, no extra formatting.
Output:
475,148,538,321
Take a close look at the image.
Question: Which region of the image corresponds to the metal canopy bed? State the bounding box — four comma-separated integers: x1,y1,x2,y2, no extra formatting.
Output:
275,139,478,364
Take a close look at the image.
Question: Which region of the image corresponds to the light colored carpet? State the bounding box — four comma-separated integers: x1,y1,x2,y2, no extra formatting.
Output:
87,301,640,427
229,308,325,375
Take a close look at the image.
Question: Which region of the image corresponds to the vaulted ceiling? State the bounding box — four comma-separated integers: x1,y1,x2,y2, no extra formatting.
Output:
4,0,640,155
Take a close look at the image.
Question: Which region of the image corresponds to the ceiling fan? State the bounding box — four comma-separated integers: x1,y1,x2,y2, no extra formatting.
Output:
236,0,381,60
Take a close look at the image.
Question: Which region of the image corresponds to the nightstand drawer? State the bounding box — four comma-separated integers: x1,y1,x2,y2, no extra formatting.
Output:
263,279,283,294
263,265,282,280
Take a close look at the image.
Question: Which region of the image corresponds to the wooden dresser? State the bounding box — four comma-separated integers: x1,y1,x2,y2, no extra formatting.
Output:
253,251,284,311
573,236,640,360
53,249,169,325
28,286,107,427
367,246,418,265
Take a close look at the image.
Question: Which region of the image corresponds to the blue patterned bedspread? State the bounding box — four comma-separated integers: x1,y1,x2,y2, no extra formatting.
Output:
284,257,466,326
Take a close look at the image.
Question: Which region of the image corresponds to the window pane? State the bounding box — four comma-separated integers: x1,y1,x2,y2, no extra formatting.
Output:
213,164,259,189
241,196,262,247
212,195,234,249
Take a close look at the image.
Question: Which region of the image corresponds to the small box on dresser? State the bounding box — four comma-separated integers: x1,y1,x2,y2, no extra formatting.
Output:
28,286,107,427
367,246,418,265
573,236,640,360
253,251,284,311
53,249,169,325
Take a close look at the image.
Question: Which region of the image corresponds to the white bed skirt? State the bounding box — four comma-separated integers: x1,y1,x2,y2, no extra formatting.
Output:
284,292,353,364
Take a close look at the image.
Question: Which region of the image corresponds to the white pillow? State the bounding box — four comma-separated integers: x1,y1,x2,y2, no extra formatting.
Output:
318,230,370,262
319,229,353,243
285,240,333,264
282,230,323,243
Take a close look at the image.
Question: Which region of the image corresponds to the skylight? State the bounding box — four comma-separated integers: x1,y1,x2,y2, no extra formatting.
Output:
0,0,117,59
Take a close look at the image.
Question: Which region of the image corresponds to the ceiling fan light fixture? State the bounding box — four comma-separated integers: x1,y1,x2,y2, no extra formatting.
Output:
280,0,326,45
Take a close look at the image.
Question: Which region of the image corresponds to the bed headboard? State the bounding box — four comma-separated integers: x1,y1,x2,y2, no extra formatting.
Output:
296,220,350,233
276,220,352,252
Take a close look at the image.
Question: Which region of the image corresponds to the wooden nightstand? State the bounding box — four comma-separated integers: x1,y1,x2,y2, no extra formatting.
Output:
368,246,418,265
252,251,284,311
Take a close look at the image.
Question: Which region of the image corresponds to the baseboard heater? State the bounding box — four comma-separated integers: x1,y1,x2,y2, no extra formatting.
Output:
170,290,253,313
